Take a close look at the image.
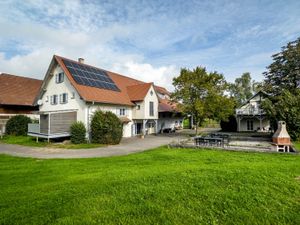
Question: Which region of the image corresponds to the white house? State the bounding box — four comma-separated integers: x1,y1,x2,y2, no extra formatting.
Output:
235,90,270,132
28,55,182,140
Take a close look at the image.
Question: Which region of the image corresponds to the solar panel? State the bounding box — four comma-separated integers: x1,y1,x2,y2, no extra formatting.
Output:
62,59,120,92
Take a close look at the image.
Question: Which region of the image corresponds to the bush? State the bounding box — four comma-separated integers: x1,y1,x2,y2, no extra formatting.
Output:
70,121,86,144
5,115,32,136
91,110,123,144
220,115,237,132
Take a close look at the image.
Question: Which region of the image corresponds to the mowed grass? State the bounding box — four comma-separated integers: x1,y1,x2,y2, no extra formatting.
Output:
0,148,300,225
0,135,104,149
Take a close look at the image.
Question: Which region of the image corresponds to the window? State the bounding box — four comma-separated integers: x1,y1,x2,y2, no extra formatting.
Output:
46,96,49,102
150,90,153,96
149,101,154,116
71,92,75,99
50,95,58,105
136,105,140,110
60,93,68,104
55,72,64,83
119,108,126,116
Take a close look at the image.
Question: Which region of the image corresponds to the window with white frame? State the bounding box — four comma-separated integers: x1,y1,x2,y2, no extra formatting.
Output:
149,101,154,116
60,93,68,104
50,95,58,105
71,92,75,99
55,72,64,83
136,104,140,110
119,108,126,116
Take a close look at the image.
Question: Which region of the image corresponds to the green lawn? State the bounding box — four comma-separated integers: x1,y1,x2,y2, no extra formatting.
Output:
0,135,104,149
0,148,300,225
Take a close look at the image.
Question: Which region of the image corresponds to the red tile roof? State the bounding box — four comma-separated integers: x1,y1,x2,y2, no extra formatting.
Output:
0,73,42,106
127,83,152,101
54,55,177,112
158,98,180,113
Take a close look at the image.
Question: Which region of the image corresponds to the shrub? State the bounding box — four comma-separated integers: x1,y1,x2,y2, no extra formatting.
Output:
5,115,32,136
91,110,123,144
220,115,237,132
70,121,86,144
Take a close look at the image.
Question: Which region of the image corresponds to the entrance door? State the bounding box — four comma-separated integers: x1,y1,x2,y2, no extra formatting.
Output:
247,120,254,131
136,123,142,135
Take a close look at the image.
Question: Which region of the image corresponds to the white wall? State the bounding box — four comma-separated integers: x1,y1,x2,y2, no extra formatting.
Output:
39,65,87,125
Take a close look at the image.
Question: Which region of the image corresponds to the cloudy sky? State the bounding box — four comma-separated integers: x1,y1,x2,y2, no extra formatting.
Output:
0,0,300,90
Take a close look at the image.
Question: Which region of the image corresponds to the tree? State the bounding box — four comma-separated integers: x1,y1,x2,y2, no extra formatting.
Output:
91,110,123,144
172,67,235,134
262,37,300,140
229,72,262,105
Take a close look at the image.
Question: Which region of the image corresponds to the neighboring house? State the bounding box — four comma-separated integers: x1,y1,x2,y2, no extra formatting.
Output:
156,88,183,132
235,90,270,132
0,73,42,134
28,55,180,140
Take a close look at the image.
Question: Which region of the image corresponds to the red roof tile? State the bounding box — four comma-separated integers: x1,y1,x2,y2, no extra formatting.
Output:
127,83,152,101
0,73,42,106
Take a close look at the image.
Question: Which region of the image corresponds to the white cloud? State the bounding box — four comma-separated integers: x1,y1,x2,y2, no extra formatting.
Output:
112,61,178,91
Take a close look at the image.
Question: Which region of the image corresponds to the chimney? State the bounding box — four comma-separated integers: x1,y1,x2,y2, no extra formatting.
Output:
78,58,84,64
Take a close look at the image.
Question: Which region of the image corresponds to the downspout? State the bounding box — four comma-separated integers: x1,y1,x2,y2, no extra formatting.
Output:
87,101,95,143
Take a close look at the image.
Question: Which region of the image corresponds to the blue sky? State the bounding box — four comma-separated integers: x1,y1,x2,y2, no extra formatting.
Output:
0,0,300,90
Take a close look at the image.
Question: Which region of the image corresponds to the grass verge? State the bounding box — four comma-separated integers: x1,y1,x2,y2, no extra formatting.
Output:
0,135,104,149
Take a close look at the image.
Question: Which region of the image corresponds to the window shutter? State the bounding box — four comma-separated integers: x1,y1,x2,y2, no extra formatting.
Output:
65,93,68,103
50,96,53,104
59,94,62,104
55,74,58,83
61,73,64,82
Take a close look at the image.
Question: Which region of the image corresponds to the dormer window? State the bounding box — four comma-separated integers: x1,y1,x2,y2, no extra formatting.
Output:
56,72,64,83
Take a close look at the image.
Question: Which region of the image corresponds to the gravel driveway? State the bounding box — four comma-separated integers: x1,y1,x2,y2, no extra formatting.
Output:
0,135,184,159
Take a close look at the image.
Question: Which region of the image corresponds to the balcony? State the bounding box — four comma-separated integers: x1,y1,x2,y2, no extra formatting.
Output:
236,108,265,116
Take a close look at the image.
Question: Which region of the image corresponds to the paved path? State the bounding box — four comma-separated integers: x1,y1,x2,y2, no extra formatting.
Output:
0,135,184,159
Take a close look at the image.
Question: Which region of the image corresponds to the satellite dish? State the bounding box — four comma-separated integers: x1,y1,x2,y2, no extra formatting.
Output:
37,99,43,106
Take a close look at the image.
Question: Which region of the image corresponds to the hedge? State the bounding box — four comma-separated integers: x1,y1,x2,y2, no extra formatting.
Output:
70,121,86,144
220,115,237,132
5,115,32,136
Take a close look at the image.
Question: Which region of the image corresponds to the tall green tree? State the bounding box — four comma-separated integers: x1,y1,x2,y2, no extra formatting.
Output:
261,37,300,140
229,72,262,105
172,67,235,134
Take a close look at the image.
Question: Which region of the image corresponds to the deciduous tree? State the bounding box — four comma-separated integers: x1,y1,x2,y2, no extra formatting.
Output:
172,67,234,134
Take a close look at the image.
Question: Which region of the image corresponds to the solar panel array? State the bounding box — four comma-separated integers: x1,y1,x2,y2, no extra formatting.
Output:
62,59,120,92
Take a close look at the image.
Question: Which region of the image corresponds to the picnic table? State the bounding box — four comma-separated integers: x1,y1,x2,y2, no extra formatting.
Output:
194,136,224,147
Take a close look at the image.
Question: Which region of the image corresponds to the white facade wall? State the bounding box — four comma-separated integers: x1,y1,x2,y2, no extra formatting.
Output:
39,65,87,125
132,85,159,120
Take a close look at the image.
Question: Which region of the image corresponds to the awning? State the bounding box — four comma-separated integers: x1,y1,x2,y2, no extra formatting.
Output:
119,116,131,123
